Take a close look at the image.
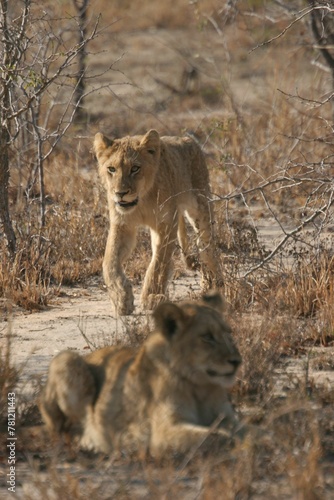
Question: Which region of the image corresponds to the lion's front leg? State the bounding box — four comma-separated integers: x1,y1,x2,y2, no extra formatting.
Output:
150,420,233,457
103,223,137,315
141,224,177,311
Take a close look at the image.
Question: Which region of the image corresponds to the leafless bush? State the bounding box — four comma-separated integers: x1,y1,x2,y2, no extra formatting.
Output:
0,0,127,305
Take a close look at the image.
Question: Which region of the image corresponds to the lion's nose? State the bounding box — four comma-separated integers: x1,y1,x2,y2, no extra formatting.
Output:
115,190,129,198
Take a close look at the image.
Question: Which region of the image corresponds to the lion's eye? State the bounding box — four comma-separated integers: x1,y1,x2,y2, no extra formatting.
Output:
107,166,115,175
131,165,141,175
201,332,215,344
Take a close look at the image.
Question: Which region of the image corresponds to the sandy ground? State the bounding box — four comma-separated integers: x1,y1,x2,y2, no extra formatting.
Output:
1,273,203,388
3,263,333,397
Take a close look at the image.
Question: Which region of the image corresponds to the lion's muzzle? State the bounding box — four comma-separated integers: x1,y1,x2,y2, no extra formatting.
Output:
114,192,139,212
116,198,138,209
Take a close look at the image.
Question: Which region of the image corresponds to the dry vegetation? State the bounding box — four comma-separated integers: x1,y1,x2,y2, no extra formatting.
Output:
0,0,334,498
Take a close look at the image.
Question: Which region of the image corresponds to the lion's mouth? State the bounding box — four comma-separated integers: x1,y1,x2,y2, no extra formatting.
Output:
206,369,235,378
116,198,138,209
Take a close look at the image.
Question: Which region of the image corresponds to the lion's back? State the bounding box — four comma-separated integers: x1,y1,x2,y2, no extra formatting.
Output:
159,135,210,192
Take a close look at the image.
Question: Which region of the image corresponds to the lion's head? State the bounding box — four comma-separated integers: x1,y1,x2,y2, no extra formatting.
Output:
93,129,161,215
150,292,242,388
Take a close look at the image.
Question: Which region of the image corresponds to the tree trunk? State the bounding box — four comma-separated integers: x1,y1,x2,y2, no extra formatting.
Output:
0,124,16,255
0,0,16,255
310,1,334,119
73,0,88,121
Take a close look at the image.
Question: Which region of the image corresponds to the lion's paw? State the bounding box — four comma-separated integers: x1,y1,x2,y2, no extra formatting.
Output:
141,293,167,311
111,290,135,316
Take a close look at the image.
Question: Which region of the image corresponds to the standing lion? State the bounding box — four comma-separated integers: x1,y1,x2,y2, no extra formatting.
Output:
93,129,223,315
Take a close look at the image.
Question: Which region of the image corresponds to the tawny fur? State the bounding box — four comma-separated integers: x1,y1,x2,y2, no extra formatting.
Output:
93,129,223,315
40,292,242,457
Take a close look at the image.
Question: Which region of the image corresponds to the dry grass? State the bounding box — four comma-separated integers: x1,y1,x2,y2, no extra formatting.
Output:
2,148,107,308
271,251,334,318
1,0,334,497
0,208,105,309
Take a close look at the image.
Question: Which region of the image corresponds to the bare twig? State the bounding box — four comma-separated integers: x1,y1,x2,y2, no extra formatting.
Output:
242,195,334,278
250,5,334,53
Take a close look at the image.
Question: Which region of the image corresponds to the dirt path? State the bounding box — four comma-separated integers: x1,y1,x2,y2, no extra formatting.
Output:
2,274,202,387
3,268,333,400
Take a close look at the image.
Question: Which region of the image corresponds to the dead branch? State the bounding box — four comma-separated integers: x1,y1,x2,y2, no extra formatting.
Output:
242,193,334,278
250,5,334,53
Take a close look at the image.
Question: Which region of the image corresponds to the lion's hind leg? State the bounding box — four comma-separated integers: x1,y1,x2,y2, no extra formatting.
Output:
177,213,200,271
40,351,96,436
185,199,224,290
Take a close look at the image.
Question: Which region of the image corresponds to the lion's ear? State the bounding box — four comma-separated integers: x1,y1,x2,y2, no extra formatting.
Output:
152,302,185,339
139,129,160,155
201,291,225,312
93,133,113,159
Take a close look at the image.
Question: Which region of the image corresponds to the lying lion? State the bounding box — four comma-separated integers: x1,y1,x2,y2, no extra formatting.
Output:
40,292,242,457
93,129,223,315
